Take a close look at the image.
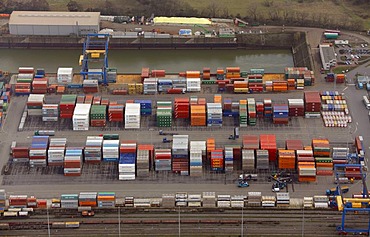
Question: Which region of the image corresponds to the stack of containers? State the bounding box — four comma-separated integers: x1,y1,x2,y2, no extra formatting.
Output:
250,68,264,75
0,190,5,212
224,146,234,172
312,139,333,176
239,100,248,127
157,101,172,127
141,67,150,82
273,104,289,124
29,136,49,167
157,79,172,93
288,99,305,117
48,138,67,166
59,95,77,119
278,150,296,169
216,68,225,80
210,149,224,171
243,135,259,150
189,141,205,176
202,192,216,207
134,100,152,115
97,192,116,208
223,98,232,117
79,192,97,207
320,91,351,127
304,91,321,118
151,69,165,77
248,74,263,92
190,104,206,126
206,138,216,168
87,69,103,82
265,81,273,92
83,80,99,93
172,135,189,175
119,141,137,180
296,78,304,89
155,148,172,171
186,78,201,92
256,150,269,170
256,101,264,118
336,74,345,83
272,81,288,92
73,104,91,131
32,75,48,94
42,104,59,122
260,134,277,161
137,145,153,177
162,194,175,208
90,105,106,127
297,149,316,182
27,94,44,116
247,98,256,126
186,71,200,78
64,148,83,176
217,195,231,207
263,99,272,119
15,67,34,95
202,67,211,80
247,192,262,207
225,67,240,79
242,149,255,171
60,194,78,209
332,147,349,165
12,146,30,163
57,68,73,84
9,195,28,208
125,103,140,129
143,78,157,95
108,101,124,123
84,136,103,164
172,78,186,91
103,140,120,162
107,68,117,83
174,98,190,119
234,81,248,93
207,103,222,127
286,140,304,150
231,102,239,117
287,79,296,90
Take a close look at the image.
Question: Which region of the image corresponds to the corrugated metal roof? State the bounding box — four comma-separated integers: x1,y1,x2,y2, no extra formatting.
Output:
9,11,100,26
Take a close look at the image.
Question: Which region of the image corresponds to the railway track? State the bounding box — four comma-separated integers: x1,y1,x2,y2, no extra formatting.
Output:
1,208,368,236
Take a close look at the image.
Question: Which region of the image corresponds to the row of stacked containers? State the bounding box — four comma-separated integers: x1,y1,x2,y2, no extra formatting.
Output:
13,133,364,180
30,91,327,129
14,66,314,96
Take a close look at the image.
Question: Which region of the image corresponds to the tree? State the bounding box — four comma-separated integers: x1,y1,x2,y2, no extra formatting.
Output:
247,5,259,21
67,0,83,12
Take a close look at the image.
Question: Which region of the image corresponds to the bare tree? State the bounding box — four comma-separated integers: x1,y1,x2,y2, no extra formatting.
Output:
247,5,259,21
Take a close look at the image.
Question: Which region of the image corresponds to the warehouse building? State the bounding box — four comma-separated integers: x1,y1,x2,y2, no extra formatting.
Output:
9,11,100,36
319,44,337,70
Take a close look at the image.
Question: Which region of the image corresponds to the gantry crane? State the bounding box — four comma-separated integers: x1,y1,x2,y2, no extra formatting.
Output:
79,33,110,85
333,164,370,235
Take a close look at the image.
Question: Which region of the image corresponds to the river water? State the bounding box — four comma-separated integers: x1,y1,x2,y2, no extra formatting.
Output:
0,49,293,73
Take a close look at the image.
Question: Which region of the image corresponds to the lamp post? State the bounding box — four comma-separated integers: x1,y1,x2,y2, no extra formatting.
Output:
241,206,244,236
47,205,50,237
118,206,121,236
178,206,181,237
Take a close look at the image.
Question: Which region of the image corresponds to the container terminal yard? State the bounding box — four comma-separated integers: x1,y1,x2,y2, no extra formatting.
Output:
0,11,369,236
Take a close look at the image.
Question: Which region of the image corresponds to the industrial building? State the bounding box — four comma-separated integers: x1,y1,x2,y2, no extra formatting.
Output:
9,11,100,36
319,44,337,70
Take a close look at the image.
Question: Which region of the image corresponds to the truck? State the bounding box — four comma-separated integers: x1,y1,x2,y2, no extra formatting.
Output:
162,137,172,143
272,181,287,192
81,210,95,217
34,130,55,136
159,130,179,136
325,186,349,196
239,174,258,182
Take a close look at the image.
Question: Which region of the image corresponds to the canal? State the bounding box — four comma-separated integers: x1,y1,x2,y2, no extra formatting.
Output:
0,49,293,73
